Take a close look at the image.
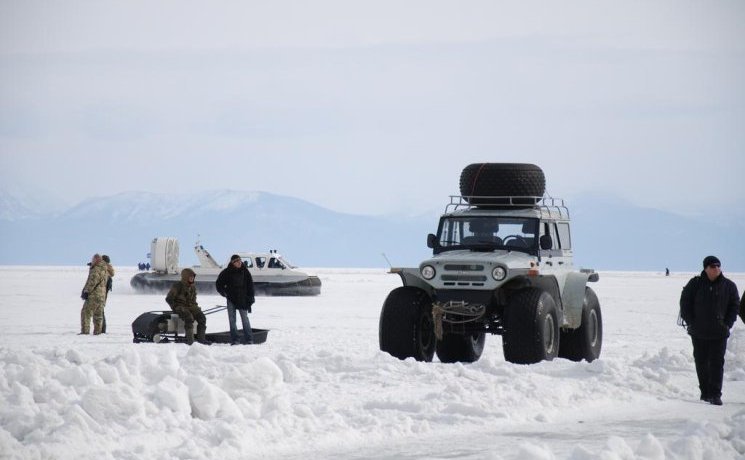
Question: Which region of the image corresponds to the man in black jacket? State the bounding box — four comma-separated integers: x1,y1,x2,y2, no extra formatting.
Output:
216,255,256,345
680,255,740,405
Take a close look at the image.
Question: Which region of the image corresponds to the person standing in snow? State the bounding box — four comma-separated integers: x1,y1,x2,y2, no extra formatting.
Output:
100,254,115,334
679,255,740,405
80,253,108,335
166,268,209,345
215,254,255,345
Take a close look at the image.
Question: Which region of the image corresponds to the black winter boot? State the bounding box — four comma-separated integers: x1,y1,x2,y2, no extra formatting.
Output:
196,325,211,345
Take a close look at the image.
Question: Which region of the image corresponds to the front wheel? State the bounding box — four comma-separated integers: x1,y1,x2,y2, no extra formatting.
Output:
379,287,436,362
502,288,559,364
559,287,603,362
436,332,486,363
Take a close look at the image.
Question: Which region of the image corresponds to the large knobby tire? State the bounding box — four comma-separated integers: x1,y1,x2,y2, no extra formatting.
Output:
436,332,486,363
379,287,436,362
558,287,603,362
502,288,560,364
459,163,546,207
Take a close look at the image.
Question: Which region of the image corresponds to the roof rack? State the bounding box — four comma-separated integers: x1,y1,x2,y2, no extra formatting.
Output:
445,195,570,220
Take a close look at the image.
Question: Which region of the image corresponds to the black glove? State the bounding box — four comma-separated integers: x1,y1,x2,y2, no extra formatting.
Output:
248,297,255,307
81,291,89,300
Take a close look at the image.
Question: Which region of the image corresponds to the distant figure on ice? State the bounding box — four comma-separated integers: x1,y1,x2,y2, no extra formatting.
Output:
101,255,115,334
216,255,255,345
679,255,740,406
80,253,108,335
665,267,670,276
166,268,209,345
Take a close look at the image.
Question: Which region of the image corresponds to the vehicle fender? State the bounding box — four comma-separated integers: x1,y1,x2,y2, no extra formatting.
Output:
561,272,591,328
524,275,564,325
390,268,435,297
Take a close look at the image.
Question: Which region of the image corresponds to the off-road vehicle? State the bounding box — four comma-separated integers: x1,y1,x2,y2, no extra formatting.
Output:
379,163,602,364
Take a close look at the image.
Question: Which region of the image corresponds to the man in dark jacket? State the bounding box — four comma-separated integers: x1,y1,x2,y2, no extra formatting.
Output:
216,255,256,345
680,255,740,405
166,268,208,345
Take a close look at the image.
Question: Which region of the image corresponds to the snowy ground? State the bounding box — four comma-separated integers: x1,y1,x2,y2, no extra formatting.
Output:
1,266,744,460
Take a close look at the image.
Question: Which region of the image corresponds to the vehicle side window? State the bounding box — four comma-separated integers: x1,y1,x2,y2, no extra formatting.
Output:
243,258,253,268
539,221,560,253
556,223,571,250
255,257,266,268
268,257,285,269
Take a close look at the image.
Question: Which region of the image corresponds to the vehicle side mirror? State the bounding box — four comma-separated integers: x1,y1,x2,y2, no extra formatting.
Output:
540,234,553,250
427,234,438,249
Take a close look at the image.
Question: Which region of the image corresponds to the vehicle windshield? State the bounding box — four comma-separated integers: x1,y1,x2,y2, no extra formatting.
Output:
277,256,296,269
435,216,539,255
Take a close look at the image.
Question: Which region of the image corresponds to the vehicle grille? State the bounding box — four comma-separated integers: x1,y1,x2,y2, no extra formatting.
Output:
440,265,487,286
443,264,484,271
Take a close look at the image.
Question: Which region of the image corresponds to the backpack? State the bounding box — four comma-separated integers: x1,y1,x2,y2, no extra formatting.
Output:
677,276,700,329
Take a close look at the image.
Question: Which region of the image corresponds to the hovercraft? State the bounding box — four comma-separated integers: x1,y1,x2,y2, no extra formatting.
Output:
130,237,321,296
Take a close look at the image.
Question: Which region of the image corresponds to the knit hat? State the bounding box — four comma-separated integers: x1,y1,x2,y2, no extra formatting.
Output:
230,254,241,263
702,255,720,268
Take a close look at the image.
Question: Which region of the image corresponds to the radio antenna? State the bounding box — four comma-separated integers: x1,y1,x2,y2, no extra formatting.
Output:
381,252,393,269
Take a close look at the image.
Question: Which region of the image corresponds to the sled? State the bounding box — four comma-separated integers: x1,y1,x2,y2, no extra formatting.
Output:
131,306,268,345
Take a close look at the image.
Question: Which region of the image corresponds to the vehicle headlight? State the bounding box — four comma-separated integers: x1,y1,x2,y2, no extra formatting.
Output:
492,266,507,281
421,265,436,280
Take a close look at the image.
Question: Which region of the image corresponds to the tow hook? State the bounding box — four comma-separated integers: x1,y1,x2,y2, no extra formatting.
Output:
431,301,486,340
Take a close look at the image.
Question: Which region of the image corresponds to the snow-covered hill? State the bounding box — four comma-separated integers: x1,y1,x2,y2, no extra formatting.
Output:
0,190,435,268
0,189,742,271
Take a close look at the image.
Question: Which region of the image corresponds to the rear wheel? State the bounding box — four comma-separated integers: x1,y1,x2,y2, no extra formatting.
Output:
436,332,486,363
559,287,602,362
379,287,436,361
502,288,559,364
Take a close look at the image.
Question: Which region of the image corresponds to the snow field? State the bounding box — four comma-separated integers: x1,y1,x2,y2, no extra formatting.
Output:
0,267,744,459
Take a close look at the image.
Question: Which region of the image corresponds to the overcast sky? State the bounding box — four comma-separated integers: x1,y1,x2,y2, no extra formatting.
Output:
1,1,744,217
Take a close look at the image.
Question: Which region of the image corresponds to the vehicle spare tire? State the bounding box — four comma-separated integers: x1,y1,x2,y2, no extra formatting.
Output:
459,163,545,206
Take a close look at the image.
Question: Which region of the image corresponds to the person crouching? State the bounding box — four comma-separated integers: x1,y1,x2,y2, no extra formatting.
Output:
166,268,208,345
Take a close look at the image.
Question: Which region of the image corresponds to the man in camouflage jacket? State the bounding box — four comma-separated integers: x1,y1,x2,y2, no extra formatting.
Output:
80,254,109,335
166,268,208,345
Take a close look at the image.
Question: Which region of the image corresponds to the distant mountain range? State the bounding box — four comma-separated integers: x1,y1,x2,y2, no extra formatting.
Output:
1,189,743,272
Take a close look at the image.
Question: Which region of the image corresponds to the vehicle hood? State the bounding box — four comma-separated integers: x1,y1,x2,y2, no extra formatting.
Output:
423,249,536,269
